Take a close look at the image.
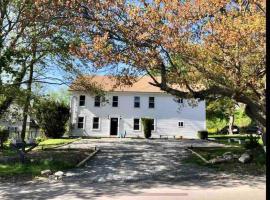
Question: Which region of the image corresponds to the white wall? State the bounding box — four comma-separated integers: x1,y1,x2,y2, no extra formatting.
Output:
70,91,206,138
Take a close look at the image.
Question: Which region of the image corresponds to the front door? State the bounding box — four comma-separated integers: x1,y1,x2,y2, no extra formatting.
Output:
110,118,118,135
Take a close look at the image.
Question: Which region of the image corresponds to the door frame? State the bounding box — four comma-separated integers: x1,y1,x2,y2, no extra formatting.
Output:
110,117,119,136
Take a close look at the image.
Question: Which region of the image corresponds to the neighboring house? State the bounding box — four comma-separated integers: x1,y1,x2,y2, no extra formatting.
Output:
69,76,206,138
0,104,40,140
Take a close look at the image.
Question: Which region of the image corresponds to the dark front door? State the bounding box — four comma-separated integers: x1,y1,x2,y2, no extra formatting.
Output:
110,118,118,135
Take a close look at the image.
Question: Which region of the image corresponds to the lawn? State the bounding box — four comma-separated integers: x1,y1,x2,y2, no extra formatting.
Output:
0,138,85,181
37,138,79,150
183,146,266,176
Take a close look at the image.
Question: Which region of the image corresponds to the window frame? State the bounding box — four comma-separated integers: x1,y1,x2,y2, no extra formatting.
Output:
149,97,155,108
94,96,101,107
79,95,86,106
134,96,140,108
77,117,84,129
112,96,118,107
92,117,100,130
177,98,183,104
133,118,141,131
178,121,184,128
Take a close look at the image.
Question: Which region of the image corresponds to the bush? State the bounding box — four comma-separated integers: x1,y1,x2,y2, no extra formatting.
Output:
244,134,260,149
0,128,9,150
34,98,70,138
197,130,208,139
141,118,152,139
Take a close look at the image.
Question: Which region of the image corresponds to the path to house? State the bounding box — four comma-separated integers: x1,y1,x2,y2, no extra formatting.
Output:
0,139,265,200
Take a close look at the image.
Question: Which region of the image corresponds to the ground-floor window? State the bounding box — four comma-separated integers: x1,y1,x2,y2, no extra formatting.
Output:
133,118,140,130
77,117,84,129
92,117,100,129
178,121,184,128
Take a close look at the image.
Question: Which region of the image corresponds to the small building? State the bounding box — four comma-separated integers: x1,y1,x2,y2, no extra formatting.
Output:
69,76,206,138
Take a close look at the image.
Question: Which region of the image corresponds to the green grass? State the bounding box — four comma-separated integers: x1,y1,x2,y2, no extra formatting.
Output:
183,146,266,175
37,138,78,150
0,160,74,177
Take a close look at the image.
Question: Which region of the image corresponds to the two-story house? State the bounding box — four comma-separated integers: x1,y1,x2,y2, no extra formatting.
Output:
69,76,206,138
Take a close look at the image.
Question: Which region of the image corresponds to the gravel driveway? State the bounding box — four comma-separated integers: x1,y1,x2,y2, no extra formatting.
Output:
0,139,265,200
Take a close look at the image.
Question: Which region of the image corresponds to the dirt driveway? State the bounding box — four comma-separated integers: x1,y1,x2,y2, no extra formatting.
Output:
0,139,265,200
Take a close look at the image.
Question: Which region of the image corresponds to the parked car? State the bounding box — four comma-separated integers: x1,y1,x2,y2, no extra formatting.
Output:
245,125,259,134
219,125,240,134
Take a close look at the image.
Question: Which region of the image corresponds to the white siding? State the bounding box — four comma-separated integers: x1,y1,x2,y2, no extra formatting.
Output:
70,92,206,138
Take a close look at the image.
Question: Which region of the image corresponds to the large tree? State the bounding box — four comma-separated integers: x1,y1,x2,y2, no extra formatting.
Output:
63,0,265,131
0,1,82,145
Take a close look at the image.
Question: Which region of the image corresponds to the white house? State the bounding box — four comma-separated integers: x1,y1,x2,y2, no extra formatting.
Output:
69,76,206,138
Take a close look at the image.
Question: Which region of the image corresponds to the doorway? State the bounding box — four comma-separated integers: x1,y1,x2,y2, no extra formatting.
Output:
110,118,118,135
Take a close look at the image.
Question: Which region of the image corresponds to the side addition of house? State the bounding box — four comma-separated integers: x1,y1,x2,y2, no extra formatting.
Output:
69,76,206,138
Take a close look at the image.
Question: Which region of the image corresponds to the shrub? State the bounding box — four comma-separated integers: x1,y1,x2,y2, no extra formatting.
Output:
141,118,152,139
0,128,9,150
34,98,70,138
197,130,208,139
244,134,260,149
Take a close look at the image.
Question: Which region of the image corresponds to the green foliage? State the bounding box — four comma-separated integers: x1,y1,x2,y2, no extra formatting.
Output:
197,130,208,140
141,118,152,139
0,128,9,150
207,100,252,133
33,98,70,138
47,87,70,106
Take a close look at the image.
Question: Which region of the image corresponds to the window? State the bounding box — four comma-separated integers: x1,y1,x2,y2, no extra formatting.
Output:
177,98,183,103
79,95,85,106
112,96,118,107
149,97,155,108
178,121,184,127
133,118,140,130
77,117,84,129
94,96,101,107
92,117,100,129
134,96,140,108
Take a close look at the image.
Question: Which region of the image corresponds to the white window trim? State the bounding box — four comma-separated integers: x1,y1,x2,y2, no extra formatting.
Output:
92,117,101,131
77,116,85,129
94,96,101,107
112,96,119,107
79,95,86,107
134,96,140,108
133,118,141,131
148,97,155,109
178,121,184,128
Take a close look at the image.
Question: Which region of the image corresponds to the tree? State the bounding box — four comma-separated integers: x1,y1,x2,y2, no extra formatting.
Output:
33,98,70,138
141,118,152,139
0,1,82,146
206,98,237,134
64,0,265,132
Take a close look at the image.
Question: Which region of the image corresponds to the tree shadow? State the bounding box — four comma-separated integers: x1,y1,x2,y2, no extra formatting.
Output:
0,139,265,199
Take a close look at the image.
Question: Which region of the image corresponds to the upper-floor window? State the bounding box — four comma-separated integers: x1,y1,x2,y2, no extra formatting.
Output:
112,96,118,107
94,96,101,107
178,121,184,128
134,96,140,108
79,95,85,106
149,97,155,108
133,118,140,130
77,117,84,129
177,98,183,104
92,117,100,129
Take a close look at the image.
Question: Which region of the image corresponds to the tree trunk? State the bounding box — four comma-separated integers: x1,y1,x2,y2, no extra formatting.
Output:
228,115,234,135
20,62,34,152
